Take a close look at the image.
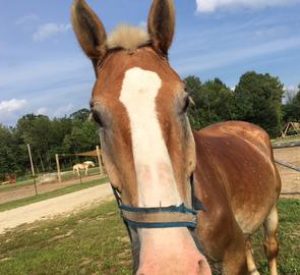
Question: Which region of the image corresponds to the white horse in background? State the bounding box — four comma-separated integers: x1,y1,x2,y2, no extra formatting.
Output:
73,161,95,176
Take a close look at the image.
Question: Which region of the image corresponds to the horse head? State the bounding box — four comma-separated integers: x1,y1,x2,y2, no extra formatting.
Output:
71,1,211,274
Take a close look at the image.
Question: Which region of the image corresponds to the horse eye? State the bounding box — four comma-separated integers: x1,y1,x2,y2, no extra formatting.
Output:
91,111,104,127
182,96,190,113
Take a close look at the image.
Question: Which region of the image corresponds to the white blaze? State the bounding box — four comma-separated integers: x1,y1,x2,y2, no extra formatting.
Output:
120,67,181,207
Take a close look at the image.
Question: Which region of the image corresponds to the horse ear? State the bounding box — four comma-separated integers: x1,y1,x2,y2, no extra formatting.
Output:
71,0,107,67
148,0,175,56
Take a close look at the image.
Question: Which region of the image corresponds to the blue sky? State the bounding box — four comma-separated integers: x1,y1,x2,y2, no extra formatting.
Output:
1,0,300,126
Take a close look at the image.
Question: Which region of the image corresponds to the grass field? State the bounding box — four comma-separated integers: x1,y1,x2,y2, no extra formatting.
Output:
0,199,299,275
0,177,108,212
272,135,300,146
0,179,35,192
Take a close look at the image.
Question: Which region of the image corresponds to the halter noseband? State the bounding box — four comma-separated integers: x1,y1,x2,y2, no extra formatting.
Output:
111,183,205,229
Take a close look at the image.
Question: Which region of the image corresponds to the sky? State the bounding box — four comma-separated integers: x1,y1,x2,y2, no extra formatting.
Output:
0,0,300,126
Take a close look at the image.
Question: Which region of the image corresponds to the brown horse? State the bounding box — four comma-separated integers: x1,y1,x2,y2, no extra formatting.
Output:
71,0,281,274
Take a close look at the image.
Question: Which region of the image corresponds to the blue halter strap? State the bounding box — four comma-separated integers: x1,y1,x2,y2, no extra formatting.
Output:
120,203,198,229
111,185,205,229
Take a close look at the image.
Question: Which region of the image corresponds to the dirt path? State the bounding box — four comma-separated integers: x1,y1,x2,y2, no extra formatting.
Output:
0,183,113,234
274,147,300,199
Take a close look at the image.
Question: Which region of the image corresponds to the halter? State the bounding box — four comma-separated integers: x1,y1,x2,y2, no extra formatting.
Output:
110,180,208,269
111,182,205,229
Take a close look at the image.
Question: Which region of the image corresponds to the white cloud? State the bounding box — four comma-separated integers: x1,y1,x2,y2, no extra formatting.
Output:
53,104,74,117
35,105,74,118
33,23,71,42
0,56,90,89
0,53,93,126
174,36,300,74
15,14,39,25
35,107,48,115
196,0,299,13
0,99,27,113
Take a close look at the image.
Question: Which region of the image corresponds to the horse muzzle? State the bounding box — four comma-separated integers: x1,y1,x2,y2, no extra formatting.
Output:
111,185,212,275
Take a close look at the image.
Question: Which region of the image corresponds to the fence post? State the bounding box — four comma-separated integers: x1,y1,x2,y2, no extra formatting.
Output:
27,144,38,196
55,154,62,183
96,146,103,174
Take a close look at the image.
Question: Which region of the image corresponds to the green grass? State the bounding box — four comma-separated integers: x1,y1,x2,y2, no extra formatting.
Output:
0,200,131,275
0,177,108,212
253,199,300,275
0,200,299,275
0,179,35,192
272,135,300,146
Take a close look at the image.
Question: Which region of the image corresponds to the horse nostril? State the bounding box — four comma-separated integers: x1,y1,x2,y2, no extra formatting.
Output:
198,259,212,275
198,259,203,267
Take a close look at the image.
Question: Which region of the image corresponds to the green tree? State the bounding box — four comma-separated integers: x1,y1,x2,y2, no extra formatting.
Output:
70,109,90,121
201,78,234,123
185,76,234,130
184,76,204,129
282,85,300,123
0,125,23,180
63,118,99,154
234,72,284,137
0,108,101,179
16,114,52,172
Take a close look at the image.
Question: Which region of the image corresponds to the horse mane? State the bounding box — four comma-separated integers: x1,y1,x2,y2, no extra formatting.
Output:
106,25,150,51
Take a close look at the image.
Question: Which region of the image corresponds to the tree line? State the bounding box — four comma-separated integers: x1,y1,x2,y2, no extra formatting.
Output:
186,71,300,137
0,109,99,181
0,71,299,181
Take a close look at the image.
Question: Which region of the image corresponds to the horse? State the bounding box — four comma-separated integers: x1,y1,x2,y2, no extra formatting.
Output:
71,0,281,274
73,161,95,176
3,174,17,185
83,160,95,168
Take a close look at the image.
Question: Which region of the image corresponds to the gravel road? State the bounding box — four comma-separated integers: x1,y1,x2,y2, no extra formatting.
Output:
0,183,113,234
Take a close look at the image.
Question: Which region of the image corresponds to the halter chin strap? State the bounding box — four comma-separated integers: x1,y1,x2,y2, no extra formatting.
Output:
111,184,206,229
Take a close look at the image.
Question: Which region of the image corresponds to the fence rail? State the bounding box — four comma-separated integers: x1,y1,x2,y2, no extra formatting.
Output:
272,141,300,149
274,160,300,173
